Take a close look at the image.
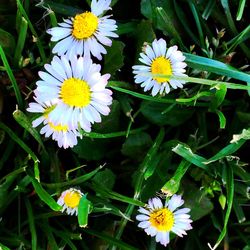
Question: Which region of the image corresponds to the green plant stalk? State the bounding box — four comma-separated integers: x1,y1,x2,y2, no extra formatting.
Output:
111,128,165,250
151,74,250,90
0,45,23,108
208,160,234,249
111,86,208,107
80,125,149,138
13,17,28,68
16,0,47,64
25,198,37,250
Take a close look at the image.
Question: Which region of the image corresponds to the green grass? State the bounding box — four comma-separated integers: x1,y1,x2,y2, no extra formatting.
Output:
0,0,249,249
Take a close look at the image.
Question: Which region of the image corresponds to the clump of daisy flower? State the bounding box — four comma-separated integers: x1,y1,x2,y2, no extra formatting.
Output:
47,0,118,60
136,195,192,247
27,55,112,148
132,38,187,96
57,188,84,216
27,100,79,149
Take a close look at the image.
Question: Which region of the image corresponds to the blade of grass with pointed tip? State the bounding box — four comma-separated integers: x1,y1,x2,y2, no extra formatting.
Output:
43,164,104,189
172,143,209,170
30,176,61,211
204,139,246,164
214,109,226,129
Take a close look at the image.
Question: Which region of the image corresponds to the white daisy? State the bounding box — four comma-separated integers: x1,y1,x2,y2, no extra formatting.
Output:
34,55,113,133
136,195,192,247
132,38,187,96
57,188,83,216
27,100,79,149
47,0,118,60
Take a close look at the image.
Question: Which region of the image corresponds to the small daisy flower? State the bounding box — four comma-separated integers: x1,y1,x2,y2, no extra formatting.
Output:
132,38,187,96
47,0,118,60
27,100,79,149
136,195,192,247
57,188,83,216
34,55,113,133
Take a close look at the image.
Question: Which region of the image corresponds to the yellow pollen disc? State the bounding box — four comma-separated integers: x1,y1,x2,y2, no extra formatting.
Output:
72,12,98,40
48,122,68,132
64,191,81,208
149,208,174,231
60,78,91,107
151,56,172,83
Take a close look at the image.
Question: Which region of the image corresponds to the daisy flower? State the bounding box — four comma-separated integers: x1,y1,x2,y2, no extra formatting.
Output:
132,38,187,96
136,195,192,247
27,100,79,149
47,0,118,60
57,188,83,216
34,55,113,133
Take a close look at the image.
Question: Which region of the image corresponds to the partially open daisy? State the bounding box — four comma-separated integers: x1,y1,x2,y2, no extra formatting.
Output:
27,99,79,149
57,188,83,216
34,55,112,133
132,38,187,96
47,0,118,60
136,195,192,247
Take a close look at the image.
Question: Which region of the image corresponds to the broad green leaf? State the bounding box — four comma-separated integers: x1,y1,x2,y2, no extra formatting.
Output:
141,100,194,126
184,180,214,220
72,137,110,161
92,169,116,190
121,132,152,160
103,41,125,75
133,20,155,63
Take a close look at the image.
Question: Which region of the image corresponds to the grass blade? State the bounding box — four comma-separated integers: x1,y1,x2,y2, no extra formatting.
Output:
0,45,23,108
30,176,62,211
185,53,250,82
13,17,28,68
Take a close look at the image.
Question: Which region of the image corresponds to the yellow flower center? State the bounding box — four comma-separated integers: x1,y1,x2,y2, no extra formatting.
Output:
48,122,68,132
151,56,172,83
72,12,98,40
64,191,81,208
60,78,91,107
149,208,174,231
